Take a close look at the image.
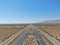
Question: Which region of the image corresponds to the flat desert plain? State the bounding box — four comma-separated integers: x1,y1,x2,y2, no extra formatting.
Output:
0,26,25,43
37,25,60,41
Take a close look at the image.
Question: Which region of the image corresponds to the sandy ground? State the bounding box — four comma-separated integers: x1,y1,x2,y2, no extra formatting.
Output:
23,35,38,45
37,25,60,41
0,26,25,43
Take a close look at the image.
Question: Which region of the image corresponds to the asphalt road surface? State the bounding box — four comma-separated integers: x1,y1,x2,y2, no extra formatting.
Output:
15,25,46,45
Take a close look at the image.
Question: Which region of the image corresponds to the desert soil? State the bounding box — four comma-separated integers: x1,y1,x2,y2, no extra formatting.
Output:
23,34,38,45
0,26,25,43
37,25,60,41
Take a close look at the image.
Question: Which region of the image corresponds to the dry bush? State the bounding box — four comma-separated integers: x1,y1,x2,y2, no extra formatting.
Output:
0,26,24,43
37,25,60,41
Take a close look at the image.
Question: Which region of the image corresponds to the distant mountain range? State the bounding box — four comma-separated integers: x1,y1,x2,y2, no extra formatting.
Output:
0,20,60,25
34,20,60,25
40,20,60,25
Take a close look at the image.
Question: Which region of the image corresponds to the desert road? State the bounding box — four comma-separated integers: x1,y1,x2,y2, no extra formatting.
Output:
15,25,46,45
0,25,60,45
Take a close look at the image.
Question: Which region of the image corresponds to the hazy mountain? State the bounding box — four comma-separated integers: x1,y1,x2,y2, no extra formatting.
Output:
41,20,60,25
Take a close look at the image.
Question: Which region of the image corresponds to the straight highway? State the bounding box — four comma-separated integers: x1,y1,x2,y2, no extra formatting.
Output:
15,25,46,45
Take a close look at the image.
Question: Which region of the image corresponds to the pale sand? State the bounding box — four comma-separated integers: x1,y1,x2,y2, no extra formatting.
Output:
37,25,60,41
23,35,38,45
0,26,25,43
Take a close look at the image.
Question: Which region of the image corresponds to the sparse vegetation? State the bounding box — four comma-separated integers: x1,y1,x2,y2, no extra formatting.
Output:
0,26,25,43
37,25,60,41
23,35,38,45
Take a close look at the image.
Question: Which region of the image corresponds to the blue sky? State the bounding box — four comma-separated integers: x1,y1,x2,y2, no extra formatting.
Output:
0,0,60,23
